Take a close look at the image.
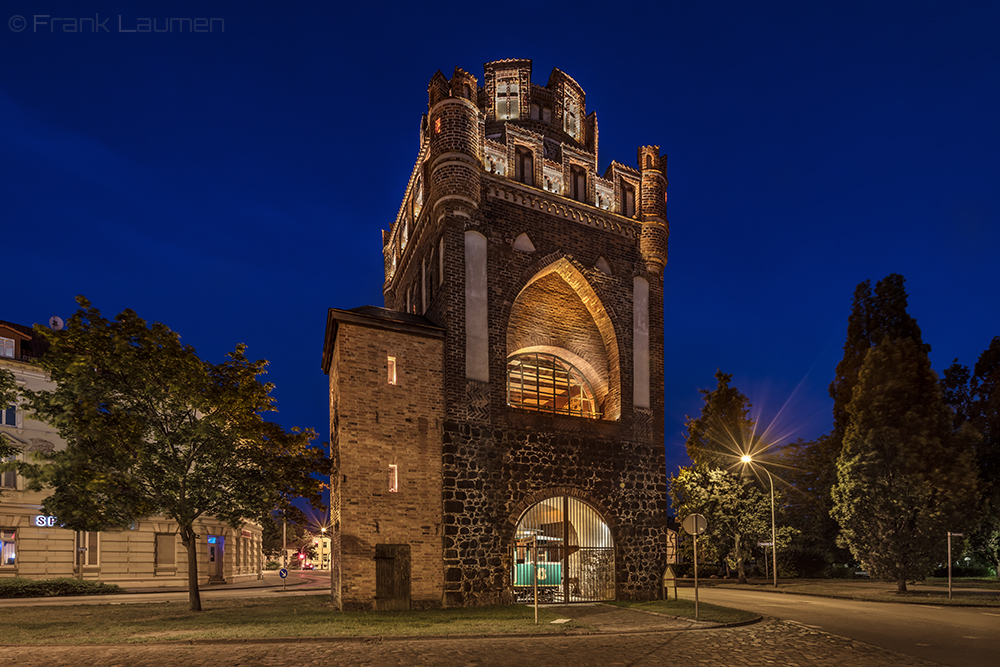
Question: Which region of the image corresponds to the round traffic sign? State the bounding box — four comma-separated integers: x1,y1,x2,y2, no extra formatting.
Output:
681,513,707,536
279,568,288,579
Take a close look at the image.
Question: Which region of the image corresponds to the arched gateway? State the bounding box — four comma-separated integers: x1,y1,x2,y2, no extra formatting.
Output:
513,495,615,603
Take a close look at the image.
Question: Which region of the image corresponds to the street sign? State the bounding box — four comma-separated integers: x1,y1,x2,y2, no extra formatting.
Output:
682,513,707,536
279,568,288,579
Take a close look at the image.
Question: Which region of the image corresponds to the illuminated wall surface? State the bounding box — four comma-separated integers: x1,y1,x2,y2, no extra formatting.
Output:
0,320,263,586
323,59,672,610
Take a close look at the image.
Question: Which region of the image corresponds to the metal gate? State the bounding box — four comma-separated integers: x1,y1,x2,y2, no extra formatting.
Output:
512,496,614,603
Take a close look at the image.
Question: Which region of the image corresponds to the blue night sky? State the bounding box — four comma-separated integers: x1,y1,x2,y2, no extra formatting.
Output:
3,1,998,514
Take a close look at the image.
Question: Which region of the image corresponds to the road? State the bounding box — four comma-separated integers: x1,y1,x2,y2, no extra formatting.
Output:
677,585,1000,667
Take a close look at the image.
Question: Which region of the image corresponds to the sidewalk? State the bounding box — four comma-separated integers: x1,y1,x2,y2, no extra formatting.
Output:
0,612,941,667
122,569,329,594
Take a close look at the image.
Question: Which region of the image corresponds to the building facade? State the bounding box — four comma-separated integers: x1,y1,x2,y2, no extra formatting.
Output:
1,320,263,586
322,59,672,610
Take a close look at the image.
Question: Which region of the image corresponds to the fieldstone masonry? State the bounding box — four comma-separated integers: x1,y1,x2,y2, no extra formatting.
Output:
323,59,672,609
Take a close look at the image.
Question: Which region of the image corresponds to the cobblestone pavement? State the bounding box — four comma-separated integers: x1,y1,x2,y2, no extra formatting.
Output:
2,616,943,666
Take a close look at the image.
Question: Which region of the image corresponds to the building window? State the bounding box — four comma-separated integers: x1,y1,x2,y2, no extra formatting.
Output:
1,529,15,566
76,531,99,567
155,533,176,567
565,110,577,138
621,182,636,218
515,147,534,186
1,405,16,428
496,75,519,120
507,352,600,419
388,464,398,493
571,166,587,203
0,338,13,359
387,356,397,385
1,456,16,489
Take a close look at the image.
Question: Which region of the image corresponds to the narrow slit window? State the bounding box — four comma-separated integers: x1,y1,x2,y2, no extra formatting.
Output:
388,464,398,493
387,356,397,385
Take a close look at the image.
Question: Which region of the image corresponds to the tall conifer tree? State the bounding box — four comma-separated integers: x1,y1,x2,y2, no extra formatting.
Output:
831,338,978,591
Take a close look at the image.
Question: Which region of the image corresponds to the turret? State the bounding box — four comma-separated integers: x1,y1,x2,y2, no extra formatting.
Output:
638,146,669,275
427,68,482,217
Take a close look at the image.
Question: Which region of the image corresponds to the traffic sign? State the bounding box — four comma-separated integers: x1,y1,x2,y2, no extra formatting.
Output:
682,513,707,536
279,568,288,579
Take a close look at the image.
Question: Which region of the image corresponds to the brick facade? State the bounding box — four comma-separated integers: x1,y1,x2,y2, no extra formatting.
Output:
323,59,671,609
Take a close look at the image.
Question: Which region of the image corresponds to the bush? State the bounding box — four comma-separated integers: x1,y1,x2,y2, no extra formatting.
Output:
265,561,282,570
932,564,993,578
0,577,125,598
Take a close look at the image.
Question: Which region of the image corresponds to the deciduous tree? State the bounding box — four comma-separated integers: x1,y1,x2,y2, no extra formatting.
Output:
669,466,773,583
831,338,978,592
20,297,328,611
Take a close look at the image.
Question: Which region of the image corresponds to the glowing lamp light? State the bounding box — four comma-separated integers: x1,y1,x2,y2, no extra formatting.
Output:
740,455,752,464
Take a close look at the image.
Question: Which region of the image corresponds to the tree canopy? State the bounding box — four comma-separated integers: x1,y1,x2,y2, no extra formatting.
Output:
685,371,757,468
669,466,775,583
942,336,1000,577
831,337,978,592
829,274,927,444
20,297,328,611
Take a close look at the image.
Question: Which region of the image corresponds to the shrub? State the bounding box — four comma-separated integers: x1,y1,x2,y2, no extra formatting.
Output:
265,561,282,570
0,577,125,598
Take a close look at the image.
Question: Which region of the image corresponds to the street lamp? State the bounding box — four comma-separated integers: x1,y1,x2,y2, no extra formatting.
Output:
741,454,778,588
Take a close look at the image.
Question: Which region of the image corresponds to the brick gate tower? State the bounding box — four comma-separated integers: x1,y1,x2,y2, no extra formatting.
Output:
322,59,671,610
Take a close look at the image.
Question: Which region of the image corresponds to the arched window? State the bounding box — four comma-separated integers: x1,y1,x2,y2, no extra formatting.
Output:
507,352,600,419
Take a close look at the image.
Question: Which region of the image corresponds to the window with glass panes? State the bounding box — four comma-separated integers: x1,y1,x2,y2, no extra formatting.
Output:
507,353,599,419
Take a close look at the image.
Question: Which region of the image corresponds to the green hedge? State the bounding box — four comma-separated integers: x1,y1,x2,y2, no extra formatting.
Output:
0,577,125,598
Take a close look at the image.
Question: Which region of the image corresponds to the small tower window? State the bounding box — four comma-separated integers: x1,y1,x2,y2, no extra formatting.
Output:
571,166,587,203
388,464,398,493
621,182,636,218
495,75,519,120
565,110,577,138
387,356,397,385
515,147,534,186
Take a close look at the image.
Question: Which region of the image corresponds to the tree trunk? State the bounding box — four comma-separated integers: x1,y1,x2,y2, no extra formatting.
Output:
735,535,747,584
897,576,907,593
180,524,203,612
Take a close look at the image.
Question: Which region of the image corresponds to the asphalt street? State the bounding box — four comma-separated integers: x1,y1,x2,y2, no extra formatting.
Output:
676,585,1000,667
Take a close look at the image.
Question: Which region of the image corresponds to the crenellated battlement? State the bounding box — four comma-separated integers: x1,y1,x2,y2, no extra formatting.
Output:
382,59,670,297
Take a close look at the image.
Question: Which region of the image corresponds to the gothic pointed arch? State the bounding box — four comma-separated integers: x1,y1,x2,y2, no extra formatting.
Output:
505,257,621,420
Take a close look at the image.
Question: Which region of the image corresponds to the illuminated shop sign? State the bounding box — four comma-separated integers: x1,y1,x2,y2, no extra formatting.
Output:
34,515,58,527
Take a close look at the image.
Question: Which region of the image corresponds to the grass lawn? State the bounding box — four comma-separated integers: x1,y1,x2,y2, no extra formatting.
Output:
606,598,758,624
1,596,597,645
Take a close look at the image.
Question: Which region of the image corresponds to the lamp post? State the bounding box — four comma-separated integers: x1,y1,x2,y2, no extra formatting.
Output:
742,454,777,588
